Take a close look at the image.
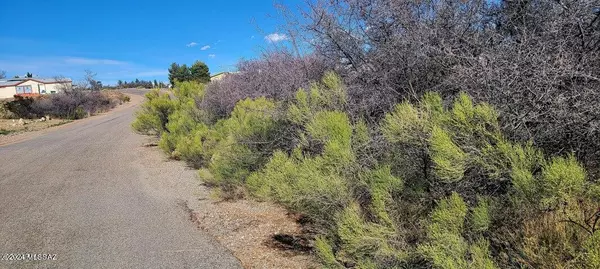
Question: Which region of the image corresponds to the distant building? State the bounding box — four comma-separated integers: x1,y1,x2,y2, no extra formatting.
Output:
0,77,72,99
210,72,233,81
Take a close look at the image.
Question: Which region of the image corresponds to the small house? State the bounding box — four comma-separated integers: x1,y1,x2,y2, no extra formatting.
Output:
0,77,73,99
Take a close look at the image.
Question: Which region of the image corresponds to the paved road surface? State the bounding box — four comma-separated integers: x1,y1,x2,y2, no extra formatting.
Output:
0,89,242,269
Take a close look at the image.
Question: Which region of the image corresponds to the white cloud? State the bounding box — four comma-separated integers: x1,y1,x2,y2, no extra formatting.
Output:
63,57,127,65
201,45,211,51
265,33,288,43
208,54,216,59
251,35,255,39
186,42,198,47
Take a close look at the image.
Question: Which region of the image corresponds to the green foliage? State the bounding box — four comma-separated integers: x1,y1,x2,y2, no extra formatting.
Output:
420,193,498,269
305,111,354,167
168,61,210,85
288,72,347,125
224,97,278,140
168,62,191,86
131,89,175,136
362,166,403,226
335,202,404,265
483,140,544,197
469,239,498,269
315,236,344,269
172,124,215,168
430,193,468,234
430,126,467,183
207,97,281,188
158,81,215,167
540,155,587,207
471,197,491,233
172,80,206,100
420,193,469,269
318,71,347,110
189,61,211,83
449,93,499,140
208,140,257,187
382,102,427,146
353,118,370,149
582,232,600,268
381,92,445,147
159,107,198,154
247,150,351,224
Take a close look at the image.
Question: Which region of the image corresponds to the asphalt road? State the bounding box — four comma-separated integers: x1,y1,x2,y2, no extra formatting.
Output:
0,89,242,269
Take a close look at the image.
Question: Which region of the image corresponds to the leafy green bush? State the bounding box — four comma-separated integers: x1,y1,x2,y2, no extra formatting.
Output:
429,126,467,183
335,202,404,266
582,232,600,268
471,197,491,233
204,97,283,191
131,89,175,136
419,193,497,269
247,150,351,225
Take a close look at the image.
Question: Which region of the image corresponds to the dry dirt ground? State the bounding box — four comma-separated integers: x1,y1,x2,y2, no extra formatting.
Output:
0,119,71,135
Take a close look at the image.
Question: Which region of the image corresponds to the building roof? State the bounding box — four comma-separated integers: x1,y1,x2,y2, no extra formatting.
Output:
0,77,72,88
0,81,20,87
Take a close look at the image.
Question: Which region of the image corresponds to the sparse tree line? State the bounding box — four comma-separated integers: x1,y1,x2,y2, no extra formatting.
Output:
116,79,166,89
134,0,600,268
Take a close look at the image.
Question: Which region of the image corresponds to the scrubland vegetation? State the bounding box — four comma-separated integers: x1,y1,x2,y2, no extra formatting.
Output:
133,0,600,268
1,90,130,120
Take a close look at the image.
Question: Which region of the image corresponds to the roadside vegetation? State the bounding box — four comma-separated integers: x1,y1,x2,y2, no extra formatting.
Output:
133,1,600,268
1,90,129,120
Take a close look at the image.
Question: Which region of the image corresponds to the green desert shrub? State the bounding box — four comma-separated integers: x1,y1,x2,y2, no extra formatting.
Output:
131,89,175,136
539,155,587,208
582,231,600,268
334,202,404,266
247,150,351,225
204,97,283,190
314,236,344,269
429,126,467,183
288,72,347,126
247,75,357,224
158,81,217,167
471,197,491,233
361,166,403,226
419,192,470,269
171,124,216,168
304,110,354,168
159,105,199,154
419,193,497,269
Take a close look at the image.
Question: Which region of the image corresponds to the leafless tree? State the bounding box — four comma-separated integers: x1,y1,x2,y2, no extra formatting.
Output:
53,75,74,93
201,50,327,119
285,0,600,173
0,70,5,79
83,69,101,91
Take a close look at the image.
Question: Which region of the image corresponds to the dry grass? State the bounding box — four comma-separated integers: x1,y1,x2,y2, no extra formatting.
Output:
0,118,71,135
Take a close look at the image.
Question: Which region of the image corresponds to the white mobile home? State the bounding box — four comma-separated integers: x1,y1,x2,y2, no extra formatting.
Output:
0,78,72,99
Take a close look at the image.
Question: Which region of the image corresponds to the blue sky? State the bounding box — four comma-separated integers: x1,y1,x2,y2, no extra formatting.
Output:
0,0,303,85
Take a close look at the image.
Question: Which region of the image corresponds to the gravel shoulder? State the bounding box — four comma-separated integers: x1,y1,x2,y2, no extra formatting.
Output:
137,138,318,269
